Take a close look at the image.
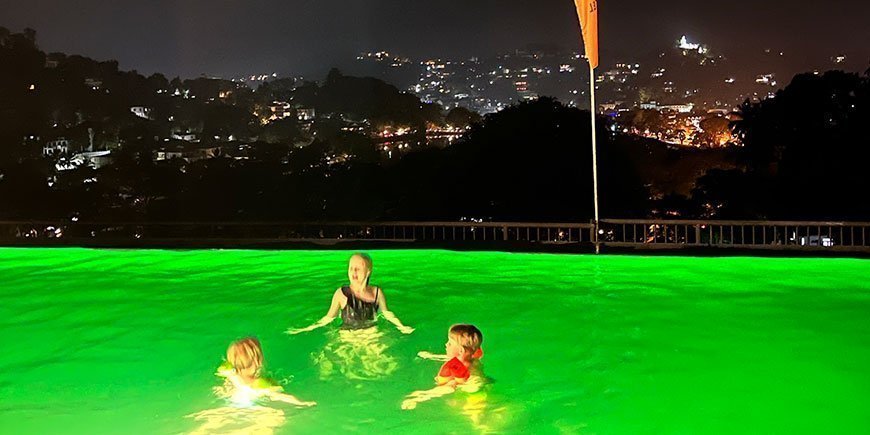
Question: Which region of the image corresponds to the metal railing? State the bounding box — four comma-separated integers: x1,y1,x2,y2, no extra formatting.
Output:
0,220,595,245
598,219,870,252
1,219,868,252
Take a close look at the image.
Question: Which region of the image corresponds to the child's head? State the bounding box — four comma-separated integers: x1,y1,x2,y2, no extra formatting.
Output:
445,324,483,361
227,337,264,379
348,252,373,286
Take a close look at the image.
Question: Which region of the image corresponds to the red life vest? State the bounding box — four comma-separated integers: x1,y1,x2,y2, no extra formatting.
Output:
436,357,470,384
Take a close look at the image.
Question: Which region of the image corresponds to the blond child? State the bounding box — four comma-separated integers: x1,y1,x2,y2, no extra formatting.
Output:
216,337,316,407
402,324,484,410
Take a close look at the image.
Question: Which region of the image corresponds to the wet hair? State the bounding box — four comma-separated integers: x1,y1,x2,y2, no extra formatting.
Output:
350,252,373,285
449,324,483,356
227,337,264,378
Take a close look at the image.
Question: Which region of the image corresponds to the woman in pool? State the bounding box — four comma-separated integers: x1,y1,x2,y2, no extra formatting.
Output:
287,252,414,334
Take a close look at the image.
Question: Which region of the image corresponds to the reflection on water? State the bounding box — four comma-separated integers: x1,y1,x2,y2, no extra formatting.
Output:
428,377,510,434
187,406,286,435
211,382,265,409
187,370,294,433
314,327,398,380
401,369,510,433
455,389,496,434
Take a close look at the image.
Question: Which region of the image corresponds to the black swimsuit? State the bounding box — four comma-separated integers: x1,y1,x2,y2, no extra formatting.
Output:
340,286,379,329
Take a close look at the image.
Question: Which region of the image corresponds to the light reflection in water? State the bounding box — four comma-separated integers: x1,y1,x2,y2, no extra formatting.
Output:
314,327,398,380
187,406,286,435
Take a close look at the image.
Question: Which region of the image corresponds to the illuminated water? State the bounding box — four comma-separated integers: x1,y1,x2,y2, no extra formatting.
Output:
1,248,869,434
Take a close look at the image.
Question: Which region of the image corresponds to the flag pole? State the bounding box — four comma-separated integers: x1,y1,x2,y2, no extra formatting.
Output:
589,63,600,254
574,0,600,253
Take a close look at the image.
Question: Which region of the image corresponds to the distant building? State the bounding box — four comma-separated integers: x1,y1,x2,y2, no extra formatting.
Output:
43,138,70,156
755,74,776,87
221,143,252,161
55,151,112,172
44,53,64,69
296,107,316,122
170,129,199,142
514,81,537,100
268,101,293,121
130,106,154,120
678,36,700,51
599,102,618,112
604,65,635,83
23,134,41,147
155,148,183,161
190,144,221,161
85,78,103,90
155,142,221,162
677,35,708,54
637,101,694,114
659,103,694,113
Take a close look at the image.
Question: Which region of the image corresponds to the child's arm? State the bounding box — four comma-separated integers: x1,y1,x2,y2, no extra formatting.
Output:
417,351,449,361
377,289,414,334
401,385,456,410
266,390,316,407
286,290,342,334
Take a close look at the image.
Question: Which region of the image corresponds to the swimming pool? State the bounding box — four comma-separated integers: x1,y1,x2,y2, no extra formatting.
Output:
1,248,868,434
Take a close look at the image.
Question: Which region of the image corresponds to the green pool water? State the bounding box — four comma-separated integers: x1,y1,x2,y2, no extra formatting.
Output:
1,248,869,434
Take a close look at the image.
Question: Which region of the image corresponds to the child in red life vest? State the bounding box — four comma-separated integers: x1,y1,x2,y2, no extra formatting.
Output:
402,324,484,410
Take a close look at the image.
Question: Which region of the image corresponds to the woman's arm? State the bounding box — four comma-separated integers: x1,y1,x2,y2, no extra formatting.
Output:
286,290,343,334
378,289,414,334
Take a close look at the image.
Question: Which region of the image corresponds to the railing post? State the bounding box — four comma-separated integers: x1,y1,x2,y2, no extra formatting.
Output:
593,219,600,253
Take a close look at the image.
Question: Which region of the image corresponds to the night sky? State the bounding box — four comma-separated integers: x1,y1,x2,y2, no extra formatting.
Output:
1,0,868,79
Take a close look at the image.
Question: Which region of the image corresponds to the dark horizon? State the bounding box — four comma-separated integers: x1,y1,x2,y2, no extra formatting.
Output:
1,0,869,80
